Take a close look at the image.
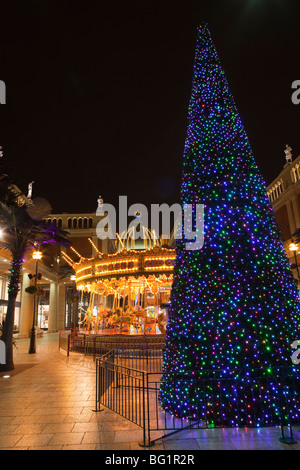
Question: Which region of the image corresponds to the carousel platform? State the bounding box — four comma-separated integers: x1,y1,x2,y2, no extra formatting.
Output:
59,328,166,357
61,234,172,355
78,325,163,336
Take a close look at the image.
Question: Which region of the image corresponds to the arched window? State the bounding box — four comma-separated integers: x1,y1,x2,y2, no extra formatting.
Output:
83,218,88,228
89,218,93,228
68,218,72,229
73,218,77,229
78,218,82,229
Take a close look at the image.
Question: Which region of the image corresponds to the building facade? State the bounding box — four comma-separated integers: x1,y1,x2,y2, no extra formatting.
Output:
0,207,112,338
266,145,300,281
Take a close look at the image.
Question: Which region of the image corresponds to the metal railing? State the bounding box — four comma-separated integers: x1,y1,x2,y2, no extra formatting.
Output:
58,329,72,356
95,347,204,446
63,330,165,358
95,350,300,447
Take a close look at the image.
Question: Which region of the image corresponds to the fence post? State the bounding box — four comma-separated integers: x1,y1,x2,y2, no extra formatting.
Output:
93,358,104,413
278,369,297,445
139,371,154,447
93,359,99,412
115,349,119,389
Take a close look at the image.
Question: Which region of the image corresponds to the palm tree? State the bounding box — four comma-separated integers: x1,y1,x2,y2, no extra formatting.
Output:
0,200,69,371
292,228,300,244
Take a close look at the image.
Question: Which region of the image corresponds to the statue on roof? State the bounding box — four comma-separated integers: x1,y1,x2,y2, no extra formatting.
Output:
27,181,34,199
285,144,293,164
97,195,103,210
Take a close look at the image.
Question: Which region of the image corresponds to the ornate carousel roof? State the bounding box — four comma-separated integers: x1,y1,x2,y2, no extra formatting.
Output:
62,229,176,295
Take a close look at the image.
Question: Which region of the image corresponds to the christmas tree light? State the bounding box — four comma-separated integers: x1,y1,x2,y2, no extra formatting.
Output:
159,23,300,427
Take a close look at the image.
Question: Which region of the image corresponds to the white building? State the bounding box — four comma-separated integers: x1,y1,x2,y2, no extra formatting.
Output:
266,145,300,280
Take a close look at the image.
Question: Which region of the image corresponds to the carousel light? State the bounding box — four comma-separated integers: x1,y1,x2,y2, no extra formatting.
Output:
70,246,83,259
74,246,176,305
61,254,74,268
75,265,91,274
76,274,93,282
88,237,101,254
61,251,74,263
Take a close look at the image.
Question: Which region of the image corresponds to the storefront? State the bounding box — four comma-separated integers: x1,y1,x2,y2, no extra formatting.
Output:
36,285,50,330
0,275,22,333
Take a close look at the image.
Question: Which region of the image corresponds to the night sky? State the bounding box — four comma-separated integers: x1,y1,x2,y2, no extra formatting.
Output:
0,0,299,215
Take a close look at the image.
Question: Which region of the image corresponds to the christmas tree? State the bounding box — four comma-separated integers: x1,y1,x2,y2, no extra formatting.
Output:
159,23,300,427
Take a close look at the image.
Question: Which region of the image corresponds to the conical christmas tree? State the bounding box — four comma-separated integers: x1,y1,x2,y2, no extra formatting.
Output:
159,23,300,427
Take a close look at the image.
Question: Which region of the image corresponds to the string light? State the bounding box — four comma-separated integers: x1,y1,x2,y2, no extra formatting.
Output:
61,251,74,264
61,253,75,268
88,237,101,254
70,246,83,259
159,22,300,428
74,246,176,282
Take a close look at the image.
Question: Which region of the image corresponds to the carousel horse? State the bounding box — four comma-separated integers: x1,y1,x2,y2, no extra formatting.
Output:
125,305,135,314
83,309,93,331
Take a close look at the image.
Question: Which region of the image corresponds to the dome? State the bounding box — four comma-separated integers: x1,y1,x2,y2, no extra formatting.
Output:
116,225,161,251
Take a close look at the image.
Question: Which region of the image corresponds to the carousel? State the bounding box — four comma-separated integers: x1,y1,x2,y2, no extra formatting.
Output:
62,228,175,337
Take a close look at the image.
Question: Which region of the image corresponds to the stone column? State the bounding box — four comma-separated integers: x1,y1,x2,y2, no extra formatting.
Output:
286,201,296,237
18,270,34,338
56,284,66,331
48,282,58,332
292,196,300,231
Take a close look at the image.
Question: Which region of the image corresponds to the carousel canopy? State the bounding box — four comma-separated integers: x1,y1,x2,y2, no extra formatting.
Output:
61,235,175,296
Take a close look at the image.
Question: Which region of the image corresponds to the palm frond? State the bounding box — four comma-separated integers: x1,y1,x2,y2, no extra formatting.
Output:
292,228,300,244
0,201,70,255
0,240,13,252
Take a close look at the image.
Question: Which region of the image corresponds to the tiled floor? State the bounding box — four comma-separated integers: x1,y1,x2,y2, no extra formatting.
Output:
0,332,299,450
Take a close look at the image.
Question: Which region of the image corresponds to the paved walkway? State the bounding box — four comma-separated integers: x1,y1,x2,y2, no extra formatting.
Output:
0,333,299,451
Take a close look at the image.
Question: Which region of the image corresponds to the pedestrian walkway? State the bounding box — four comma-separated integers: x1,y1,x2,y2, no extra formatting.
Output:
0,332,299,450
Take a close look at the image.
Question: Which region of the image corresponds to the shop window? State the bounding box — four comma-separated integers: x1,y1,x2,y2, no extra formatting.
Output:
37,286,50,330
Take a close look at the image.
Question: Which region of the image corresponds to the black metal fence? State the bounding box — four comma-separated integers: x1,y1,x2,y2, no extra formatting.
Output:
59,329,72,355
95,348,300,447
95,347,205,446
59,330,165,358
